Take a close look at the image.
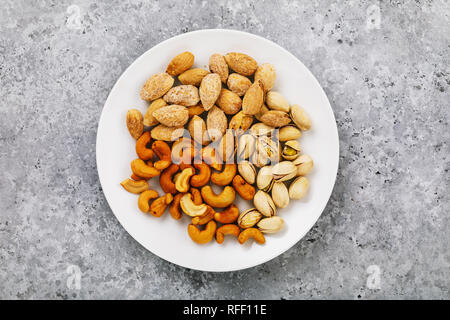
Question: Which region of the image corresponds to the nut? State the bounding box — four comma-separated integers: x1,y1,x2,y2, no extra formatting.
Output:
237,208,263,229
140,72,174,101
206,106,227,142
180,193,208,217
126,109,144,139
256,166,274,192
260,110,291,127
166,51,194,76
150,125,184,142
192,205,215,225
242,79,264,115
178,68,210,86
187,105,205,117
215,224,240,244
224,52,258,76
281,140,301,161
288,176,309,200
137,189,159,213
292,154,314,176
150,193,173,217
238,228,265,245
163,85,200,107
271,181,290,208
255,136,280,164
175,167,194,193
257,216,284,233
135,131,154,160
159,164,179,194
279,125,302,141
271,161,297,182
143,98,167,126
120,178,149,194
266,91,290,112
214,204,239,224
218,130,236,162
188,115,209,145
254,63,276,92
237,134,255,160
153,105,189,127
190,188,203,205
227,73,252,96
253,190,276,217
216,88,242,115
152,140,172,171
238,161,256,184
201,146,222,171
190,163,211,188
250,122,275,137
290,104,312,131
232,175,256,200
255,104,269,122
200,185,236,208
209,53,229,83
131,159,160,179
187,220,217,244
229,111,254,135
199,73,221,111
169,193,184,220
171,138,194,164
211,164,237,186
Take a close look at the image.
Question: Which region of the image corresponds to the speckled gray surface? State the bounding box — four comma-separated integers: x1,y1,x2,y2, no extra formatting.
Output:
0,0,449,300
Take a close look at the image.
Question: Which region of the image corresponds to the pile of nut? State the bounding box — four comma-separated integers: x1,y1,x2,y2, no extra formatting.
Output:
121,51,313,245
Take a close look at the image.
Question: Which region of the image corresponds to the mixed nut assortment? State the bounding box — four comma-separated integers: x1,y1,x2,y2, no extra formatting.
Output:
121,51,314,246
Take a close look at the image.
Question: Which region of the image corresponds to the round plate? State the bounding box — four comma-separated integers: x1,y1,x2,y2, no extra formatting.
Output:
96,29,339,272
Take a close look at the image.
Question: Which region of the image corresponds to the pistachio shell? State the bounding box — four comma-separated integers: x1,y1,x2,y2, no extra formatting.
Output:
292,154,314,176
250,122,275,137
271,161,297,182
256,136,280,164
281,140,301,161
279,125,302,141
238,161,256,184
271,182,290,208
238,208,263,228
290,104,311,131
257,216,284,233
253,190,276,217
256,166,274,192
255,104,270,122
289,176,309,200
266,91,290,112
237,134,255,160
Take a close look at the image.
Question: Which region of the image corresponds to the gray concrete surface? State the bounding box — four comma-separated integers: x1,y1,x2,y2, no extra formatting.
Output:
0,0,449,299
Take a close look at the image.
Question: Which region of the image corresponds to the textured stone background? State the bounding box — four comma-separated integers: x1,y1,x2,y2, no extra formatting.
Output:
0,0,449,299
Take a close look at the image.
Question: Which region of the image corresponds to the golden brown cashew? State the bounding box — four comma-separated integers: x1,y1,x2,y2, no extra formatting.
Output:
149,193,173,217
159,164,179,194
214,204,239,224
130,173,146,181
211,164,237,186
131,159,160,180
187,220,217,244
191,205,215,225
169,193,184,220
171,138,194,164
138,189,159,213
190,188,203,205
190,163,211,188
201,146,222,171
232,175,256,200
120,179,149,194
201,186,236,208
152,140,172,170
216,224,240,244
175,167,194,193
238,228,266,245
135,131,154,160
180,193,208,217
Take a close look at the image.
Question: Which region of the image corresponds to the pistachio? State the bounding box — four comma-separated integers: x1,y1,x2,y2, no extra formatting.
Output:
266,91,290,112
256,166,274,192
292,154,314,176
271,181,290,208
253,190,276,217
250,122,275,137
237,134,255,160
237,208,263,229
290,104,311,131
255,136,279,165
255,104,269,122
257,216,284,233
279,125,302,141
281,140,301,160
289,176,309,200
271,161,297,182
238,161,256,185
251,148,269,168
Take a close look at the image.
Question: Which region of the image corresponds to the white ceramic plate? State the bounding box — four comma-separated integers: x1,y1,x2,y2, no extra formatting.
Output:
96,29,339,272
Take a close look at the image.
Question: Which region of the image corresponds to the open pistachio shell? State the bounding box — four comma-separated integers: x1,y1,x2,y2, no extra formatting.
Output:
256,166,274,192
257,216,284,233
238,161,256,185
279,125,302,141
281,140,301,161
271,161,297,182
238,208,263,229
292,154,314,176
253,190,276,217
271,181,290,208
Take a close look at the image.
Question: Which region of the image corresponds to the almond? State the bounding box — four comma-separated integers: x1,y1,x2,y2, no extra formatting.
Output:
227,73,252,96
218,129,236,162
229,111,254,135
209,53,229,83
260,110,291,127
224,52,258,76
163,85,200,106
126,109,144,139
150,124,185,141
153,105,189,127
178,68,209,86
255,104,269,122
206,105,227,142
143,98,167,126
187,105,205,117
242,79,264,115
188,115,210,145
266,91,290,112
254,63,276,92
199,73,221,111
166,51,194,76
216,88,242,115
140,73,174,101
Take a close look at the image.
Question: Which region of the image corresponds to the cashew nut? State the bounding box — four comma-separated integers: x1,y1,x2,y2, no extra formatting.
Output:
152,140,172,170
130,173,145,181
211,164,237,186
232,175,256,200
159,163,179,194
131,159,160,180
120,178,149,194
201,146,222,171
175,167,194,193
138,189,159,213
190,188,203,205
214,204,239,224
187,220,217,244
171,138,194,164
190,163,211,188
192,205,215,225
169,193,184,220
180,193,208,217
238,228,266,245
216,224,240,244
150,193,173,217
135,131,154,160
201,185,236,208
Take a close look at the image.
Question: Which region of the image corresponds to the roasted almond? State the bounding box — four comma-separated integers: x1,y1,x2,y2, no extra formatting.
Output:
143,98,167,126
166,51,194,76
140,72,174,101
187,105,205,117
126,109,144,139
242,79,264,115
153,105,189,127
178,68,209,86
216,88,242,115
227,73,252,96
254,63,276,92
206,105,227,142
163,85,200,106
150,124,185,141
229,111,253,135
199,73,221,111
260,110,291,127
188,115,209,145
209,53,229,83
255,104,269,122
224,52,258,76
